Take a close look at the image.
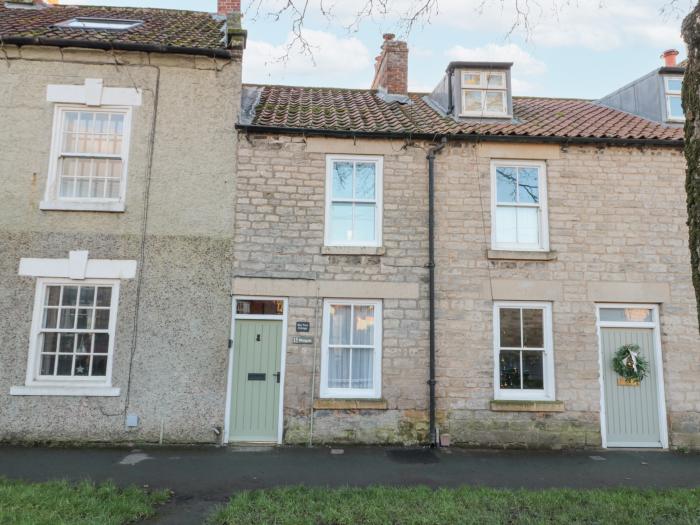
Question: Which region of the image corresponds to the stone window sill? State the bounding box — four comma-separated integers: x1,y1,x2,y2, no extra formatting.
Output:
490,400,564,412
321,246,386,256
10,385,121,397
40,200,126,213
487,249,558,261
313,399,388,410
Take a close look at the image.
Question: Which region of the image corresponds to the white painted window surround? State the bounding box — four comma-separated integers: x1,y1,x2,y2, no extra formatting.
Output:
11,251,137,397
491,160,549,252
41,79,141,213
320,299,382,399
493,301,555,402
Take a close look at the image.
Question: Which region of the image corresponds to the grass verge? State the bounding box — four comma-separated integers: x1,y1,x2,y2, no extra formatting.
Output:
0,478,169,525
209,485,700,525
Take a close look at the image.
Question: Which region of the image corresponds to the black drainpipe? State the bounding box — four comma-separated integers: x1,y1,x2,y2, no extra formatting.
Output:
427,137,447,447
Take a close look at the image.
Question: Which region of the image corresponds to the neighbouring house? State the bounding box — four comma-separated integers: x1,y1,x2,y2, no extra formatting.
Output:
0,0,245,443
1,0,697,451
233,34,698,449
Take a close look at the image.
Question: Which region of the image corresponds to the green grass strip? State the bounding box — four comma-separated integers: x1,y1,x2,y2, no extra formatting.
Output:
209,485,700,525
0,478,169,525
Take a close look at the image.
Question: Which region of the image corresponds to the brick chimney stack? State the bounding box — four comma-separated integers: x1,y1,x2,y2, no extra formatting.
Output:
371,33,408,95
661,49,679,67
218,0,240,14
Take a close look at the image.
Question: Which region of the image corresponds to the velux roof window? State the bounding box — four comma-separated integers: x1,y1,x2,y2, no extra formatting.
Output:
56,18,143,31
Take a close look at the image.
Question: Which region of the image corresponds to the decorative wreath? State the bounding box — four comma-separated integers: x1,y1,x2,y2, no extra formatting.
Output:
612,344,649,382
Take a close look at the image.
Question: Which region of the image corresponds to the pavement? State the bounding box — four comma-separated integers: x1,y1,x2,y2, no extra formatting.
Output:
1,445,700,524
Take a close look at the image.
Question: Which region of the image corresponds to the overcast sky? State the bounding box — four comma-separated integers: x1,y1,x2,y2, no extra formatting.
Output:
64,0,691,99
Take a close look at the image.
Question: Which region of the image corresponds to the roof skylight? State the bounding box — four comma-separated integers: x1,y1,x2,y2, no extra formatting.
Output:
56,18,143,31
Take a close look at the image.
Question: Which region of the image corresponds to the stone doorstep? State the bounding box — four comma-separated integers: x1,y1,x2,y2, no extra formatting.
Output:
490,400,565,412
313,399,389,410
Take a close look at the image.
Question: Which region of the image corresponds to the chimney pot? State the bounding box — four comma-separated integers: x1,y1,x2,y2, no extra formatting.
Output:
383,33,395,41
661,49,679,67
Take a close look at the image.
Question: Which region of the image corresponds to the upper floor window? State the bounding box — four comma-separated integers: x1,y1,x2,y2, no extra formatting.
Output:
664,77,684,122
43,106,132,212
491,160,549,251
461,70,508,117
325,155,383,247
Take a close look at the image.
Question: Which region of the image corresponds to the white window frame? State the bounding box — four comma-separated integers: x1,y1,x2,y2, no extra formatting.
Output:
324,155,383,248
664,76,684,122
17,278,120,396
490,159,549,251
493,301,555,401
41,104,133,213
320,299,382,399
461,70,509,118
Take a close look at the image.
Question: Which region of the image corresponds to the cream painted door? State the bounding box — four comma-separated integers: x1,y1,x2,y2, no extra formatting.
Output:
599,313,664,448
229,320,282,442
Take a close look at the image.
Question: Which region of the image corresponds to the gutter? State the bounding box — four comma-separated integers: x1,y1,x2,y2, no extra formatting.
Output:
0,36,238,59
235,124,684,148
426,137,447,448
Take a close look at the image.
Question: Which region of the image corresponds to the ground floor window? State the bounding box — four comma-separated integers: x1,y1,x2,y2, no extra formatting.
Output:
321,299,382,399
29,279,119,386
493,302,554,401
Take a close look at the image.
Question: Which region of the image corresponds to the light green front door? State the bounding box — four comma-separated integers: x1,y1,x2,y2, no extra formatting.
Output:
600,327,662,447
229,320,283,442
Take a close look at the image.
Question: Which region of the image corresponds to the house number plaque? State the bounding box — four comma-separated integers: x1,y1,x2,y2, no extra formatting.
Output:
293,336,313,345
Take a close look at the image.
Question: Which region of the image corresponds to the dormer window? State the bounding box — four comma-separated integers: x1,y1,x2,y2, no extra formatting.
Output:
55,18,143,31
461,70,508,117
664,77,684,122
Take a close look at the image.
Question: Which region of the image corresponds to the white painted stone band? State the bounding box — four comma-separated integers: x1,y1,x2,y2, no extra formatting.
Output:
19,250,137,280
47,78,142,107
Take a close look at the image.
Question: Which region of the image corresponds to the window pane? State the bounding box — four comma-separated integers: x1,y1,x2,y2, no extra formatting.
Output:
355,163,376,200
57,355,73,376
59,308,76,329
496,167,517,203
94,310,110,330
599,308,653,323
353,305,375,345
329,305,351,345
329,203,353,243
462,72,481,86
41,332,58,353
45,286,61,306
516,207,539,245
522,351,544,389
485,91,505,113
40,355,56,376
235,300,284,315
463,90,482,112
74,355,90,376
332,162,353,199
43,308,58,329
59,333,75,353
76,333,92,354
522,309,544,348
495,206,517,244
499,308,521,348
667,78,682,92
79,287,95,306
486,72,504,88
353,204,376,243
92,355,108,376
328,347,350,388
668,95,684,119
351,348,373,389
94,333,110,354
76,309,92,330
499,350,521,389
518,168,539,204
96,287,112,307
61,286,78,306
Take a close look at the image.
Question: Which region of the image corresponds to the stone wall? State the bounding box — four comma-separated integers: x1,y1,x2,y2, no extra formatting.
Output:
0,46,241,444
236,135,698,449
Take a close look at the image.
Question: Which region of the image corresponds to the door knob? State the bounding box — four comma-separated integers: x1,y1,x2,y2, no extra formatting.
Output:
274,372,281,383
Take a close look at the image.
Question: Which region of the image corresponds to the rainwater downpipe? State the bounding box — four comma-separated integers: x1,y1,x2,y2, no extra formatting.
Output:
427,137,446,447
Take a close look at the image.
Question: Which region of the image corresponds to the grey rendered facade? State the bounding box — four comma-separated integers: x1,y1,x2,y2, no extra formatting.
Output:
0,41,241,443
